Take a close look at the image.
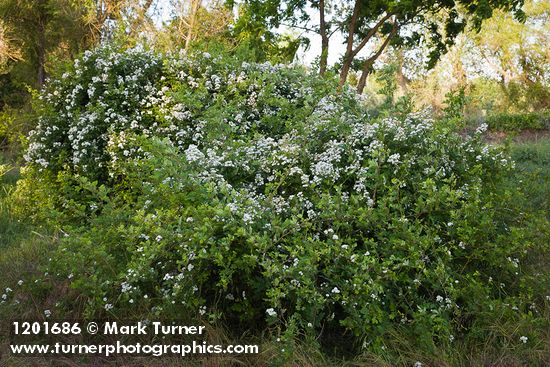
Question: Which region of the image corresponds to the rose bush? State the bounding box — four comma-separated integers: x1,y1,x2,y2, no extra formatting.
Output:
18,46,547,355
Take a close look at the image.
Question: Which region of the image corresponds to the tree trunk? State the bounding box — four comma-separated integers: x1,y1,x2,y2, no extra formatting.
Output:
518,46,534,86
36,0,47,87
357,23,398,94
395,50,409,95
339,9,393,89
185,0,202,50
129,0,154,37
451,48,466,88
319,0,329,75
338,0,361,88
37,31,46,87
356,60,373,95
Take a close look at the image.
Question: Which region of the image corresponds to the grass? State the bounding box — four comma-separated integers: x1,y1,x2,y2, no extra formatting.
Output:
508,139,550,215
1,167,28,248
0,165,59,324
0,138,549,366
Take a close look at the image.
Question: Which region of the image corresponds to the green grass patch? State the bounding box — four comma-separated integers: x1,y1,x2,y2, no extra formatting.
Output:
508,139,550,215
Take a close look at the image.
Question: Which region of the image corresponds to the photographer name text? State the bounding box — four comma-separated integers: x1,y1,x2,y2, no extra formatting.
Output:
104,322,205,335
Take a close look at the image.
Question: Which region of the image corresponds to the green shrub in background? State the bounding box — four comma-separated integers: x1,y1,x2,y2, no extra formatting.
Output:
0,107,33,162
443,87,470,120
485,111,549,132
7,46,549,361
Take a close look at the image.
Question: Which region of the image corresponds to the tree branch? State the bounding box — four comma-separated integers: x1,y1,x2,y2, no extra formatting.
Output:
351,11,394,58
344,0,361,62
338,0,362,87
357,21,399,93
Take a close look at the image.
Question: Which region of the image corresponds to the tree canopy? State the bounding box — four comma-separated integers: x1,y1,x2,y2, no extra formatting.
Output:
238,0,527,92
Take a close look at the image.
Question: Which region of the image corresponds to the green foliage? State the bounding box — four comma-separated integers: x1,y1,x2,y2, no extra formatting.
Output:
0,0,92,87
376,64,398,106
467,0,549,112
370,63,414,118
231,2,305,63
443,87,469,120
0,106,35,161
0,164,34,250
10,47,549,363
485,111,548,132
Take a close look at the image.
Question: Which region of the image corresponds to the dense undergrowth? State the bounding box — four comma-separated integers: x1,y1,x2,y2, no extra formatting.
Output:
0,47,549,366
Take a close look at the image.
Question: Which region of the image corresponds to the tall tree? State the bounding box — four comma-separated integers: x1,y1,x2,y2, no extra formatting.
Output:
466,0,549,109
355,17,397,93
0,0,52,86
0,0,113,87
230,0,305,63
80,0,128,45
153,1,233,52
337,0,526,90
0,20,22,73
317,0,329,74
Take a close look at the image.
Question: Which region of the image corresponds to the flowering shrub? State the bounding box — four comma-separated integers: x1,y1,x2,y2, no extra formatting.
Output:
26,47,164,180
20,46,545,353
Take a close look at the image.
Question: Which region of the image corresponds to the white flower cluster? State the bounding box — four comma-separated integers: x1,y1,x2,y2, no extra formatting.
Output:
26,46,163,176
